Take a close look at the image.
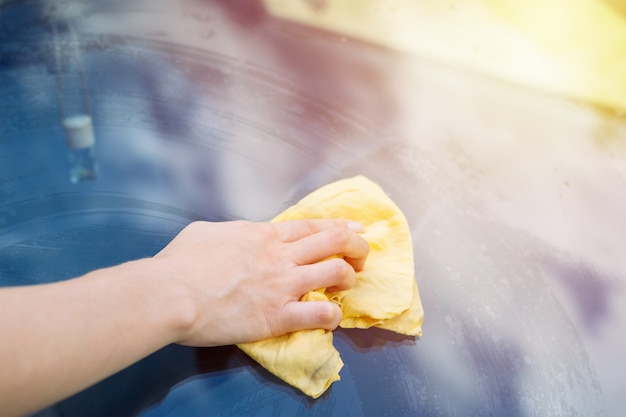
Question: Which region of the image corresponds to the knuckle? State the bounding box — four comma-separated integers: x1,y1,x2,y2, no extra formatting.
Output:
258,222,279,240
342,264,357,288
246,222,278,245
318,303,340,329
328,258,356,289
299,219,318,235
329,257,350,277
328,227,350,248
282,220,314,243
264,247,285,268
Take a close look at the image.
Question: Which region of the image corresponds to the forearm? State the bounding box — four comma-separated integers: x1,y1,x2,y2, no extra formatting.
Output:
0,258,191,417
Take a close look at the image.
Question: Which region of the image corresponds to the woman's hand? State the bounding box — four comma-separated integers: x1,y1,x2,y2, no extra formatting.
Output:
154,219,369,347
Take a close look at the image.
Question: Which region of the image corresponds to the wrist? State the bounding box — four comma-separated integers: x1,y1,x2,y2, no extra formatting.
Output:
117,258,197,346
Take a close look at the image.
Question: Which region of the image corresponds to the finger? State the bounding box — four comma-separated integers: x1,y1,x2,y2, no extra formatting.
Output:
273,219,364,243
293,257,356,295
276,300,342,335
288,226,369,271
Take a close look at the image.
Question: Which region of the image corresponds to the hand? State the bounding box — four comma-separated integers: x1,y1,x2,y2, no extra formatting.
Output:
154,219,369,347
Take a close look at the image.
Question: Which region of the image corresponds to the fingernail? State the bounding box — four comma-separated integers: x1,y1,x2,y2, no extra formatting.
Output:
347,221,364,232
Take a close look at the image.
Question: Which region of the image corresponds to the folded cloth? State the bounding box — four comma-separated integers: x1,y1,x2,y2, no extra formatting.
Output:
238,175,424,398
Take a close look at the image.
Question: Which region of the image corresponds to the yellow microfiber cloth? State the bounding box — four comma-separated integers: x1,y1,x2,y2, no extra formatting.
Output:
238,176,424,398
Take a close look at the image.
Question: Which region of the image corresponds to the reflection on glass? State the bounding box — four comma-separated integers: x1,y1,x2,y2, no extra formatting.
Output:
63,114,97,183
51,13,97,183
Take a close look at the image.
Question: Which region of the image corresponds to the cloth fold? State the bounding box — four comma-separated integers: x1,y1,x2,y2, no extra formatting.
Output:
238,175,424,398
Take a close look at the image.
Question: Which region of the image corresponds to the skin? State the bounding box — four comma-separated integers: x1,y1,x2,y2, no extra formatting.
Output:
0,219,369,417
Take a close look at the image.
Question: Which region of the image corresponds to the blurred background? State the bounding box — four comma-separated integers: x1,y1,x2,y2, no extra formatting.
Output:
1,0,625,416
